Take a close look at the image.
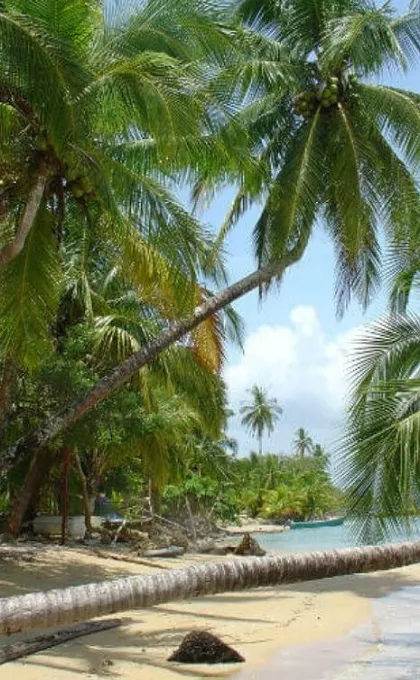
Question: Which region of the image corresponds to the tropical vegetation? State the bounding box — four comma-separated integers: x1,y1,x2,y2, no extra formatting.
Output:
0,0,419,625
2,0,420,470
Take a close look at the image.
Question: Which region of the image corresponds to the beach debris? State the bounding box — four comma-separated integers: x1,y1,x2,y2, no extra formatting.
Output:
93,548,169,570
168,631,245,664
194,538,215,553
0,546,37,562
143,545,185,558
0,619,122,665
234,532,266,556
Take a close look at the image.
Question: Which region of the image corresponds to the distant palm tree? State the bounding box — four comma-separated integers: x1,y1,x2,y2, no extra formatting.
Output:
293,428,314,459
313,444,326,458
240,385,283,455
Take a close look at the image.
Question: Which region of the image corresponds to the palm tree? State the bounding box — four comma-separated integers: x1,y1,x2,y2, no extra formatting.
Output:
5,233,239,534
0,0,232,365
2,540,420,634
4,0,420,472
340,313,420,543
313,444,327,459
293,428,314,459
240,385,283,454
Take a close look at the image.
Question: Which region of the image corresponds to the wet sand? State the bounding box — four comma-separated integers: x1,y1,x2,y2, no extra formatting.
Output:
1,546,420,679
235,583,420,679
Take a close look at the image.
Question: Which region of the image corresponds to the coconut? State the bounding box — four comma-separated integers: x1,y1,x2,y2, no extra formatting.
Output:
168,631,245,665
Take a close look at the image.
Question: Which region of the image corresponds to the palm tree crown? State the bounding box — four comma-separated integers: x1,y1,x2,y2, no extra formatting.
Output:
240,385,283,454
212,0,420,314
293,427,314,459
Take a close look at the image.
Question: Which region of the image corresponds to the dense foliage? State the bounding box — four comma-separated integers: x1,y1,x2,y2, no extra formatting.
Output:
0,0,419,539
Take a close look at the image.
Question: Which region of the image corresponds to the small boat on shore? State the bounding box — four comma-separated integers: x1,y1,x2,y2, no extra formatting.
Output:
291,517,345,530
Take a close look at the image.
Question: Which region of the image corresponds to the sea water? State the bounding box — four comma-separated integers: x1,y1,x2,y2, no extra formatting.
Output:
256,522,420,553
236,586,420,680
236,524,420,679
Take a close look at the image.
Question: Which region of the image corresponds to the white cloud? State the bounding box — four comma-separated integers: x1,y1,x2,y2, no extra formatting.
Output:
225,306,362,454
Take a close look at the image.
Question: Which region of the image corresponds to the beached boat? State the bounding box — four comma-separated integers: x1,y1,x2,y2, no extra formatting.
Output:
291,517,345,529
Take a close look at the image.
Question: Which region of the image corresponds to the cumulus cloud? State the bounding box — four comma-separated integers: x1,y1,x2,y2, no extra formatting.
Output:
225,306,362,454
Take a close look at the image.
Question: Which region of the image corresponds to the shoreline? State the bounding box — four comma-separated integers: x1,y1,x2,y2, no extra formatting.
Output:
222,520,290,534
1,545,420,679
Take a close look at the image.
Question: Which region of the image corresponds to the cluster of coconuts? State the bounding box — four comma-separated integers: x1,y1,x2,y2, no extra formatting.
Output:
319,75,339,108
294,90,318,117
294,75,341,117
67,173,95,199
64,155,96,199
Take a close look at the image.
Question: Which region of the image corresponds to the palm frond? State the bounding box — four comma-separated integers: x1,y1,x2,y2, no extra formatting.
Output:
254,109,324,269
339,314,420,543
322,3,409,75
0,0,92,144
0,206,61,366
359,83,420,168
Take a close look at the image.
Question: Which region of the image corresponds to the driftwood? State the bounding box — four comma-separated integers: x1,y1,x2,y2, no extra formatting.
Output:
111,519,126,545
0,618,122,665
143,545,185,558
93,548,168,570
0,547,36,563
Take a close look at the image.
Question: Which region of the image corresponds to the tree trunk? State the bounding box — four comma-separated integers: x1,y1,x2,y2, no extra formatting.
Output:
3,257,301,469
74,453,93,536
7,449,53,537
60,447,72,545
1,541,420,635
0,165,49,270
0,357,16,442
185,496,197,544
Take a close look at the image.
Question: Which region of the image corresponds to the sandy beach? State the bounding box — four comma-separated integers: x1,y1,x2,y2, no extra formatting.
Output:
1,545,420,679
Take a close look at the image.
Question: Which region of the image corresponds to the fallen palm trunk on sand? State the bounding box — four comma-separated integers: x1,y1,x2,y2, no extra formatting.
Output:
0,619,122,664
1,541,420,635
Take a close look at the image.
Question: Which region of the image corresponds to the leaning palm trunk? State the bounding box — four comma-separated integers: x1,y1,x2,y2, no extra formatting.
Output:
1,541,420,635
8,449,54,536
0,166,49,269
3,253,302,470
0,356,16,441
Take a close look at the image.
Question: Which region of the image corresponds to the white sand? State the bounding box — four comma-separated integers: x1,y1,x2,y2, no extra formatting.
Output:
1,545,420,679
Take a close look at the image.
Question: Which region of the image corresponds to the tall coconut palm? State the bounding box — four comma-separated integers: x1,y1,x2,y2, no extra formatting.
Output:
339,312,420,544
4,221,240,534
293,427,314,459
240,385,283,454
4,0,420,472
0,0,236,370
2,540,420,634
214,0,420,318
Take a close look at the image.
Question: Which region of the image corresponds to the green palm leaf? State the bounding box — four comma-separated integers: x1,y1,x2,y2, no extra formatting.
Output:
0,207,61,366
254,108,324,269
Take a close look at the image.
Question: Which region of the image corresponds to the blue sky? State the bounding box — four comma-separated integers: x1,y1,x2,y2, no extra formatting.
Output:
200,0,418,456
